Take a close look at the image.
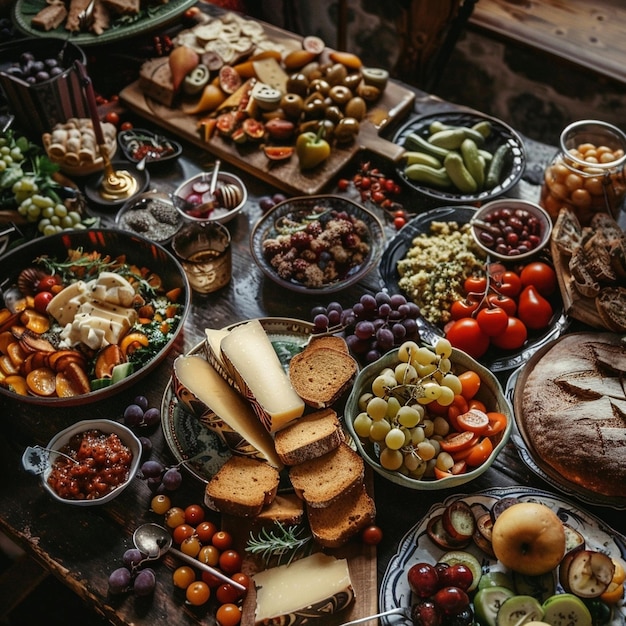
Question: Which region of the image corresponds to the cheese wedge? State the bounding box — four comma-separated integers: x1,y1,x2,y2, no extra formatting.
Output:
253,552,354,625
220,320,305,432
173,355,282,469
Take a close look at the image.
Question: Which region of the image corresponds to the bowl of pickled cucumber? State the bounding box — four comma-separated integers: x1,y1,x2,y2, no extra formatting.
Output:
344,338,513,489
393,111,526,204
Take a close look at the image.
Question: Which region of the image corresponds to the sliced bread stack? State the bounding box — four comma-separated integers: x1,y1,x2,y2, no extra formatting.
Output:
288,336,358,409
275,407,375,548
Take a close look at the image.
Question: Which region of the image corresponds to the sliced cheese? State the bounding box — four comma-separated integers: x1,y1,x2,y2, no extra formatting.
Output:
253,553,354,624
220,320,304,432
173,355,282,469
89,272,135,307
252,57,288,94
47,280,89,326
204,328,231,367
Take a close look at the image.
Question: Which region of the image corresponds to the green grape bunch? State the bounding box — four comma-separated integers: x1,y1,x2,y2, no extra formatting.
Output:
0,129,94,236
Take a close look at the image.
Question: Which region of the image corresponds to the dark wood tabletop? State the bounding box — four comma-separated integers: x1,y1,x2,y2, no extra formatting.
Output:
1,87,624,626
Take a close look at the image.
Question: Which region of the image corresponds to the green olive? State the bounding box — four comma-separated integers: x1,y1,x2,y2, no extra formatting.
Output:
300,61,322,80
324,62,348,85
286,73,309,97
303,98,327,119
324,105,344,124
280,93,304,119
342,72,363,90
357,82,381,102
361,67,389,91
328,84,352,106
334,117,360,143
344,96,367,120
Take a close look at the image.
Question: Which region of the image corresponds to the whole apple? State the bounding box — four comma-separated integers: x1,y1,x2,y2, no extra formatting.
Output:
491,502,565,576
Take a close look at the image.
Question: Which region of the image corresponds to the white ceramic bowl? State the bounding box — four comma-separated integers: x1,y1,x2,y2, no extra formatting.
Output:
344,347,512,490
470,198,552,261
41,419,142,506
173,170,247,224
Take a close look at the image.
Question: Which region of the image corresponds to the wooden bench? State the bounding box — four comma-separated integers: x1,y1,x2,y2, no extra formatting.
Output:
469,0,626,85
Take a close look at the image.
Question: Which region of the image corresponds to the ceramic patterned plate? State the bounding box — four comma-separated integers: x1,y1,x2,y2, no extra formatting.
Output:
160,318,314,483
13,0,196,45
381,487,626,625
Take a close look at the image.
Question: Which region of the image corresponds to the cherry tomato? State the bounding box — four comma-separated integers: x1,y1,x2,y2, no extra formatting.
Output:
172,523,195,545
201,570,222,588
487,293,516,316
337,178,350,191
450,299,480,321
184,504,205,525
463,437,493,467
183,6,200,19
463,275,487,295
492,270,522,298
517,285,553,330
33,290,53,314
216,603,242,626
37,274,60,292
458,370,481,400
484,411,508,436
216,583,240,605
440,430,479,454
520,261,557,296
219,550,242,575
104,111,120,126
445,318,490,359
212,530,233,551
172,565,196,589
231,572,251,592
120,121,134,131
393,215,406,230
456,408,489,434
476,306,508,336
195,520,218,543
186,580,211,606
468,399,487,413
361,525,383,545
491,317,528,350
198,545,220,567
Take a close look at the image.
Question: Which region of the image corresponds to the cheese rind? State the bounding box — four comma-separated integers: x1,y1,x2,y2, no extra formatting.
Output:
253,553,354,625
220,320,305,432
173,355,282,468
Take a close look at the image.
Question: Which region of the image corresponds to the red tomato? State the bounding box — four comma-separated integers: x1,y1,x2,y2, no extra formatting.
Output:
393,215,406,230
219,550,243,575
195,520,217,543
450,299,480,321
520,261,557,296
230,572,251,591
212,530,233,551
361,525,383,545
458,370,481,400
445,318,490,359
491,317,528,350
487,294,516,316
476,306,508,336
33,290,53,314
463,275,487,295
457,409,490,434
484,411,508,436
492,270,522,297
37,274,60,292
440,431,479,454
120,121,133,131
468,399,487,413
216,583,241,605
464,437,493,467
517,285,553,330
172,523,195,545
104,111,120,126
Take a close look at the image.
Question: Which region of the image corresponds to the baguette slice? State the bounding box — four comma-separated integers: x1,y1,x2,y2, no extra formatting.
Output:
288,442,364,508
307,484,376,548
205,456,280,517
289,344,357,409
274,408,344,466
596,286,626,332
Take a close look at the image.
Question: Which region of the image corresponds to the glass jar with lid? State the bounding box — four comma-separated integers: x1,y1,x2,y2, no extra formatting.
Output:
540,120,626,226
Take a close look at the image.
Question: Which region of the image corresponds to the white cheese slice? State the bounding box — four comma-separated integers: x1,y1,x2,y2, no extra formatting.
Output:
47,280,89,326
220,320,305,432
205,328,231,368
173,355,282,469
252,57,288,94
89,271,135,307
253,553,354,624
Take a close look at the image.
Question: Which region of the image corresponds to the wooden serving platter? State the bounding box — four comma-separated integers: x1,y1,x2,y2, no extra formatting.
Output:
119,18,414,195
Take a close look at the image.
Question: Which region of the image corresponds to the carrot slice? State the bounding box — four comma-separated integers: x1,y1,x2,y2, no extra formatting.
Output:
26,367,57,396
4,375,29,395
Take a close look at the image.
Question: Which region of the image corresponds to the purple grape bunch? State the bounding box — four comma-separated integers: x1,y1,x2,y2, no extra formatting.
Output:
108,548,156,598
311,291,421,364
122,395,160,429
139,460,183,494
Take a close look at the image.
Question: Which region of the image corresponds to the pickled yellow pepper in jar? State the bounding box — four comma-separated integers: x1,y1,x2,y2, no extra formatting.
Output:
540,120,626,226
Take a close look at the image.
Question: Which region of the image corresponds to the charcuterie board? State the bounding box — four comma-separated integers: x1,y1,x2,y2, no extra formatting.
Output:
119,15,414,195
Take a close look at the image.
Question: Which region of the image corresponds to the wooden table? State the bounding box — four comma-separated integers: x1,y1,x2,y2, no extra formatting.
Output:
1,89,624,626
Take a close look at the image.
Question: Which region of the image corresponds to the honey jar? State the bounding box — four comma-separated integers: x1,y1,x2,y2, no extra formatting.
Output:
540,120,626,225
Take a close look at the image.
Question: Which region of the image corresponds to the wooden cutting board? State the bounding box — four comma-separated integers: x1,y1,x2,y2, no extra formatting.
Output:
119,19,414,195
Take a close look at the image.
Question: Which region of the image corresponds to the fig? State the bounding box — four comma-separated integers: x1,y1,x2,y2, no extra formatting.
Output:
442,500,476,543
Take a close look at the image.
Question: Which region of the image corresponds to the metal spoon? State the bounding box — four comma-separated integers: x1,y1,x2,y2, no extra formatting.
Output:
132,523,246,592
209,159,221,198
339,606,413,625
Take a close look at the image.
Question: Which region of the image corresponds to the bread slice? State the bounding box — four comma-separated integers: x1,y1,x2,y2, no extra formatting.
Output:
289,344,357,409
253,493,305,527
204,456,280,517
596,287,626,332
274,408,344,466
288,442,364,508
307,484,376,548
32,2,68,31
306,335,350,354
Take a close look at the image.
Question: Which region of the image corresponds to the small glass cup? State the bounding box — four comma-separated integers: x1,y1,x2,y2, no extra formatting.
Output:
172,222,231,294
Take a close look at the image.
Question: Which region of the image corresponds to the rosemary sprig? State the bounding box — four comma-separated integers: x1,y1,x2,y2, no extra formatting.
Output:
246,522,313,566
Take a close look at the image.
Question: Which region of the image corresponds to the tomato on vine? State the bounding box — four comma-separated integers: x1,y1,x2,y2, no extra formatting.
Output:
450,298,480,320
476,306,508,336
491,269,522,297
445,318,490,359
519,261,557,296
517,285,553,329
490,317,527,350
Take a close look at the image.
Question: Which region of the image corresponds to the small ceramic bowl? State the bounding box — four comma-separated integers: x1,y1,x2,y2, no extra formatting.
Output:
344,347,512,490
35,419,141,506
173,170,247,224
115,191,183,244
470,198,552,261
117,128,182,166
